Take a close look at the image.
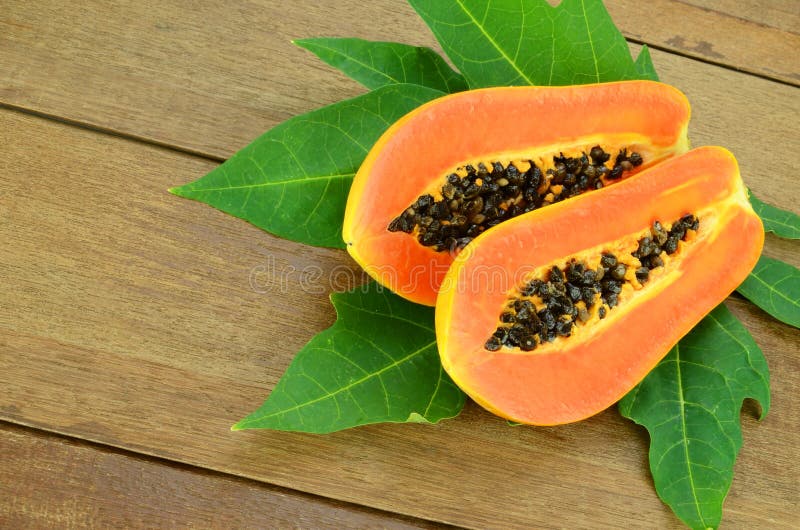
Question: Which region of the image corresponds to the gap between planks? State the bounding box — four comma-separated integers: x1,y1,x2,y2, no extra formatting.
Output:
2,0,797,162
0,46,796,164
0,420,452,530
0,101,225,164
623,38,800,89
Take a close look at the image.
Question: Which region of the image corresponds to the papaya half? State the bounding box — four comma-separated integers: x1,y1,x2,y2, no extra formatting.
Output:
343,81,691,306
435,146,763,425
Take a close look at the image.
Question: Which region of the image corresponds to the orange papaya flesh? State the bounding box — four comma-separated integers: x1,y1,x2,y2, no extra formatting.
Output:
435,147,763,426
343,81,691,306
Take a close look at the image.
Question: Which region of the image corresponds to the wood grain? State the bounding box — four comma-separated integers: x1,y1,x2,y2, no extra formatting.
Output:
0,423,442,530
1,107,798,529
680,0,800,34
607,0,800,84
0,1,796,163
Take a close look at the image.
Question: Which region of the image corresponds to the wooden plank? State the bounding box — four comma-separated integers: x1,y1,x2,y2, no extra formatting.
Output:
0,423,442,530
1,2,796,164
679,0,800,34
1,108,798,529
607,0,799,84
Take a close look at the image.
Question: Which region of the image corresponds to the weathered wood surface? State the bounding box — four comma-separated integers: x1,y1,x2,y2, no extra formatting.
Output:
1,106,798,528
607,0,799,84
680,0,800,34
0,422,442,529
0,1,797,162
1,1,799,528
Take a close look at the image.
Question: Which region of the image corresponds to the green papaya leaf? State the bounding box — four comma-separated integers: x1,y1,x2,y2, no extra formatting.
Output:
171,84,444,248
407,0,644,88
749,192,800,239
737,255,800,328
634,45,659,81
294,37,468,93
233,283,465,433
619,305,770,529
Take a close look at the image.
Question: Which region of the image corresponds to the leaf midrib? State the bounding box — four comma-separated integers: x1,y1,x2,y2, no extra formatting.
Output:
580,0,601,82
301,40,404,85
675,344,708,528
453,0,535,85
236,339,437,426
181,172,354,193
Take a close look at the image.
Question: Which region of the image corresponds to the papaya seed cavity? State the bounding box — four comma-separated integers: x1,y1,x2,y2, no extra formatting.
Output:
485,214,700,352
388,146,644,252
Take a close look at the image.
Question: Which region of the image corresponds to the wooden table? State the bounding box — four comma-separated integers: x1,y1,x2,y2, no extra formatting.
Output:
2,1,798,528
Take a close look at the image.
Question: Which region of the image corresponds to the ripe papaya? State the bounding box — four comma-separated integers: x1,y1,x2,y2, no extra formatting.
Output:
435,146,763,425
343,81,691,306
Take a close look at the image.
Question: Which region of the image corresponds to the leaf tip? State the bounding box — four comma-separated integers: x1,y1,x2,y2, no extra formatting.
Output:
169,184,202,200
168,185,190,197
